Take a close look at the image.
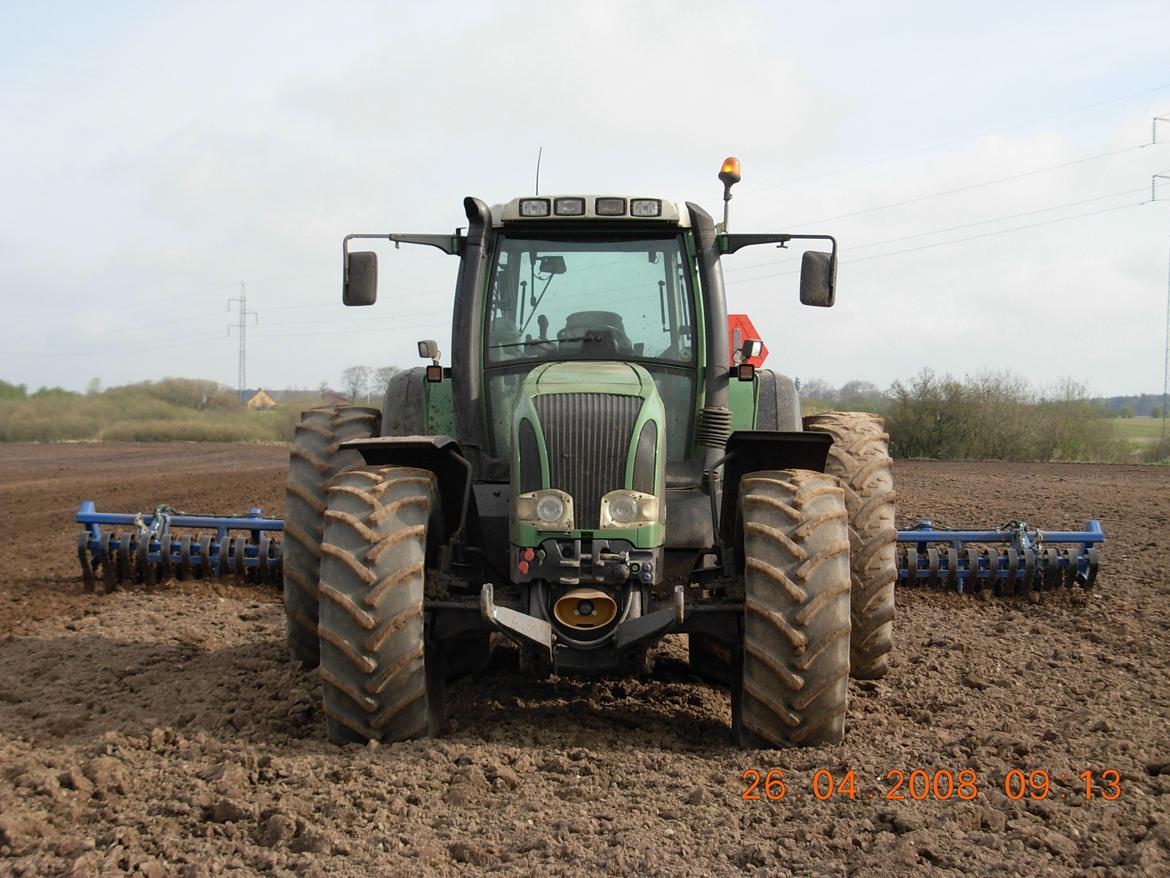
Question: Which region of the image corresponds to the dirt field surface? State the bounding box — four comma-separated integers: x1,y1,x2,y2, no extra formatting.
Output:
1,442,1168,877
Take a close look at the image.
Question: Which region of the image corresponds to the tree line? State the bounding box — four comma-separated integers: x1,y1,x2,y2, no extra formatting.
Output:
798,369,1160,463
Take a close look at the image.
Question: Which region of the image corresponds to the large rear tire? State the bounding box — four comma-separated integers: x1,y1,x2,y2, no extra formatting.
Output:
283,405,381,667
755,370,802,432
318,466,438,744
734,470,852,747
380,367,428,436
805,412,897,680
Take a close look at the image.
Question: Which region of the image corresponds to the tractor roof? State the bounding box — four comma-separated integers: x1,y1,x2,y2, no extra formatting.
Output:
492,195,687,227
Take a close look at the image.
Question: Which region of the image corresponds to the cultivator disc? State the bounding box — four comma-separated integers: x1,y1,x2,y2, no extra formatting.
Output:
896,520,1103,595
75,501,283,591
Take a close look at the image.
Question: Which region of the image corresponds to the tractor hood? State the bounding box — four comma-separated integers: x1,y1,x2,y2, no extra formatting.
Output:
510,361,667,546
528,361,651,397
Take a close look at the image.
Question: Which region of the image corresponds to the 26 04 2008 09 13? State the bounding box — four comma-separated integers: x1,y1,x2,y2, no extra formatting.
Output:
740,768,1122,802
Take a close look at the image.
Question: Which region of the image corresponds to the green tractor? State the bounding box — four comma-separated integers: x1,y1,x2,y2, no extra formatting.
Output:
283,159,897,747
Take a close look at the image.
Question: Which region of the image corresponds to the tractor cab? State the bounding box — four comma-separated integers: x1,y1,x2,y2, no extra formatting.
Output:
482,203,699,470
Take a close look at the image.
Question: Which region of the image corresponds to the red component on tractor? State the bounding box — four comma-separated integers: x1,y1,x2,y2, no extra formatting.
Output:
727,314,768,367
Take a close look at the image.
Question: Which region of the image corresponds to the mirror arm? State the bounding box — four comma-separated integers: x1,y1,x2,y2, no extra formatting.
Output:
719,232,837,259
342,233,463,283
719,233,790,254
784,233,838,263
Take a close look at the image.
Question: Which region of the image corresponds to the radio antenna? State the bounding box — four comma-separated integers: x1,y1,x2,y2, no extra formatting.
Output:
535,147,543,195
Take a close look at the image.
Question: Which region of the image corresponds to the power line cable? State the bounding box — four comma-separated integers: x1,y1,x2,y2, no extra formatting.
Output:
726,187,1148,280
781,145,1147,228
745,81,1170,194
726,200,1148,285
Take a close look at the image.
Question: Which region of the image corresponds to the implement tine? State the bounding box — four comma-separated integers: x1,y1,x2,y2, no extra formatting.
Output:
1020,549,1036,598
115,534,131,588
966,547,980,593
1003,546,1018,596
199,535,214,580
99,532,116,593
1084,548,1099,588
942,545,957,591
233,536,247,584
258,534,271,584
178,535,192,580
157,531,173,583
135,533,152,587
1063,549,1078,588
1048,550,1067,592
78,532,95,590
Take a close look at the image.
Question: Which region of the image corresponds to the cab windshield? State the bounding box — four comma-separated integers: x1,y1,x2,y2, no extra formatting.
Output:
486,235,694,364
484,234,698,462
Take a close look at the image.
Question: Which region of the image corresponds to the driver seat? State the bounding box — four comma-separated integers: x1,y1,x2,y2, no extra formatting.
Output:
558,311,634,356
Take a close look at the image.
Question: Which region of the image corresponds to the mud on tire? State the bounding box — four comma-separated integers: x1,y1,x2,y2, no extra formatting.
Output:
318,466,438,744
805,411,897,680
734,470,852,747
283,405,381,667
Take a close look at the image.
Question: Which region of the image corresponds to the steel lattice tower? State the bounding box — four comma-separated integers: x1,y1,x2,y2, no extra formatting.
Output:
228,283,258,404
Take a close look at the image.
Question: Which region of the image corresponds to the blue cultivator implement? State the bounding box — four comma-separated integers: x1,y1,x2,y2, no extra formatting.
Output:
896,520,1103,595
75,501,283,591
76,502,1102,597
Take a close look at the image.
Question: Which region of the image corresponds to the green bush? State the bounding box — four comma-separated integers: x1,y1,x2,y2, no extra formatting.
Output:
0,380,28,401
1143,438,1170,464
884,369,1126,462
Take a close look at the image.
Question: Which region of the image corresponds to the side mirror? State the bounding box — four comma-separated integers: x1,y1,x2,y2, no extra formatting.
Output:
344,251,378,306
799,250,836,307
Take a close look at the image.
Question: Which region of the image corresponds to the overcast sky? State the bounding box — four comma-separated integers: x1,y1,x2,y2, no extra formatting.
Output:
2,1,1169,397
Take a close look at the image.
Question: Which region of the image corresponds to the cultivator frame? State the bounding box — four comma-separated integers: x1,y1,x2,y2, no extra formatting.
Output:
896,519,1103,595
75,501,283,591
76,501,1104,598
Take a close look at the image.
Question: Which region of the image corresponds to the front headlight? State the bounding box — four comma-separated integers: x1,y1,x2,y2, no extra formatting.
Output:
515,489,574,530
536,494,565,523
600,490,660,528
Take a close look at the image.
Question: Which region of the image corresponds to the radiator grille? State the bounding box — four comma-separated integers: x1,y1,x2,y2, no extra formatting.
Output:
534,392,641,529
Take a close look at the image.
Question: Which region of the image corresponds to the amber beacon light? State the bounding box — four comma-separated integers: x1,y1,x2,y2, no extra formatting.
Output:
719,156,742,186
719,156,741,231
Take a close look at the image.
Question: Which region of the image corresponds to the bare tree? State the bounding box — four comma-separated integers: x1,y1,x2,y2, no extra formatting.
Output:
799,377,837,403
373,366,399,398
341,366,371,403
837,380,884,407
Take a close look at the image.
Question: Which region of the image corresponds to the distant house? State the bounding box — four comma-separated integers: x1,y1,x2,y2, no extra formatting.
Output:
247,388,353,410
245,389,278,410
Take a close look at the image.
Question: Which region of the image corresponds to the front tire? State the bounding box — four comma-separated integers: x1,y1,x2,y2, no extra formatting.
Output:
317,466,438,744
734,470,852,747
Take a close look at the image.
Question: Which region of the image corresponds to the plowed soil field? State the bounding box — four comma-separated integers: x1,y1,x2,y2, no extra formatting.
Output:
1,443,1168,877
